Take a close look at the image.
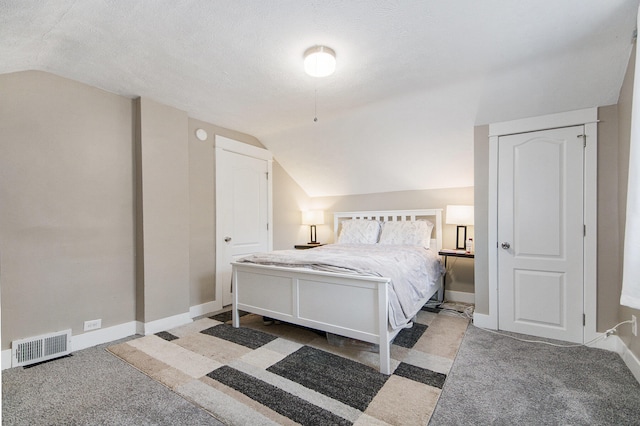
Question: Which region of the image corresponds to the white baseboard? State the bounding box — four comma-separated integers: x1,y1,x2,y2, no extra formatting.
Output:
2,349,12,370
590,332,619,352
4,306,638,384
136,311,192,335
1,321,138,370
472,312,497,329
73,321,137,352
189,300,220,319
445,290,475,304
2,307,207,371
596,335,640,384
620,340,640,384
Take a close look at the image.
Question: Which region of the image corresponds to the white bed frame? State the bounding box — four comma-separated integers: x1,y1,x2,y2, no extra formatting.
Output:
231,209,443,374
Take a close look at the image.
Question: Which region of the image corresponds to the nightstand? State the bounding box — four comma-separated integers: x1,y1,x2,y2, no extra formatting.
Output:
438,249,475,298
294,244,325,249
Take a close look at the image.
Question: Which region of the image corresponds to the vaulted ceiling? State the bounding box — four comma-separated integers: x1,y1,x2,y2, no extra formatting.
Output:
1,1,638,196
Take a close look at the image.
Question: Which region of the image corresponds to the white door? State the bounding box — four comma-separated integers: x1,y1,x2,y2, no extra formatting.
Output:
216,137,272,307
497,126,584,343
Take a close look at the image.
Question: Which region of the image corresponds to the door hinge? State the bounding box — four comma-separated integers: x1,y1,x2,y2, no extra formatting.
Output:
266,172,269,180
583,224,586,236
577,134,586,147
583,313,586,326
266,223,269,230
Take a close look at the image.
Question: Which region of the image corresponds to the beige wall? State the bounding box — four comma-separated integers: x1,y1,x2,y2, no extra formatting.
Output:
312,187,475,294
136,98,190,322
473,125,490,312
616,42,640,357
272,161,312,250
597,104,621,329
0,70,311,350
0,71,136,347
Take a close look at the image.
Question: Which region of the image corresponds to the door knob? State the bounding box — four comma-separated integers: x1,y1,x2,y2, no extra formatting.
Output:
224,237,232,242
501,242,511,249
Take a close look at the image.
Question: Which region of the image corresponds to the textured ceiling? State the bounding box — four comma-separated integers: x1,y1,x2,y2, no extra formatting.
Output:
1,0,638,196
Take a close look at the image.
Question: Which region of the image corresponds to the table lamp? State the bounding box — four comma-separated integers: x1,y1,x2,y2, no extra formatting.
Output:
446,205,474,249
301,210,325,244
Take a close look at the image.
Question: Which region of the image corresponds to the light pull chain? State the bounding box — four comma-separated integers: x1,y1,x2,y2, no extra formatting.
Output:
314,87,318,122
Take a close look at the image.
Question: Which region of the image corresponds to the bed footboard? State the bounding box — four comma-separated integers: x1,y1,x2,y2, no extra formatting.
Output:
232,262,398,374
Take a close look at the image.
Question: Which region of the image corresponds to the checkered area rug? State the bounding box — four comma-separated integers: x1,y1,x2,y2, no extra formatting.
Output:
108,310,468,425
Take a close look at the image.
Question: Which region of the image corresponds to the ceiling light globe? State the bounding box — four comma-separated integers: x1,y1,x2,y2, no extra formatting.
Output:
304,46,336,77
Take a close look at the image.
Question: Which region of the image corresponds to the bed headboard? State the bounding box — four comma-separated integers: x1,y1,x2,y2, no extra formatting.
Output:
333,209,443,252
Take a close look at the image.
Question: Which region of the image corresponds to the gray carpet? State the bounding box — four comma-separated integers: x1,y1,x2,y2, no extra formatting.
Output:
3,325,640,425
2,338,221,426
430,325,640,425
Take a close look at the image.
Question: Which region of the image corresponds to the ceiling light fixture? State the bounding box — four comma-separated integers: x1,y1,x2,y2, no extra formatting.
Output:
304,45,336,77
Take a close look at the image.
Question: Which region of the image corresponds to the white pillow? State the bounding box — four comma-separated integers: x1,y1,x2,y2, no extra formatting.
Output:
378,220,435,247
337,219,381,244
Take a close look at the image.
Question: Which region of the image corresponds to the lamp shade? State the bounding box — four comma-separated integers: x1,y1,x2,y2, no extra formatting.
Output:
446,205,474,225
303,46,336,77
302,210,325,225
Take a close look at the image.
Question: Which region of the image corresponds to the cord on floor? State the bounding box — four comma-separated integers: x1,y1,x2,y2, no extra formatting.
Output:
423,300,475,320
474,319,635,348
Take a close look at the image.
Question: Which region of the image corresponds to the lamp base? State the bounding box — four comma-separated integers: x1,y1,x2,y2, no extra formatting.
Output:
456,225,467,250
308,224,319,245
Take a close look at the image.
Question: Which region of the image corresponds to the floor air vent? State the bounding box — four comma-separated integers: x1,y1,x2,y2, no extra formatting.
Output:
12,329,72,367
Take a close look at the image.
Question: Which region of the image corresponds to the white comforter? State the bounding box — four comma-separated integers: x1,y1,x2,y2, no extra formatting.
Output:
238,244,444,329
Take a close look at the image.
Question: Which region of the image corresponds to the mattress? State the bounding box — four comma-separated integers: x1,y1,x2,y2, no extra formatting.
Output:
238,244,444,329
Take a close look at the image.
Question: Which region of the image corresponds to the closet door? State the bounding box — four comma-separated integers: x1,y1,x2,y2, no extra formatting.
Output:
216,137,272,308
497,126,584,343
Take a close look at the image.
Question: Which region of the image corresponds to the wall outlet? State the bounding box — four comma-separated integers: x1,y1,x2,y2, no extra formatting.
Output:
632,315,637,337
84,319,102,331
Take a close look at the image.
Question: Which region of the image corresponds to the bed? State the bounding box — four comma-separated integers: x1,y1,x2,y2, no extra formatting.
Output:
231,209,443,374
